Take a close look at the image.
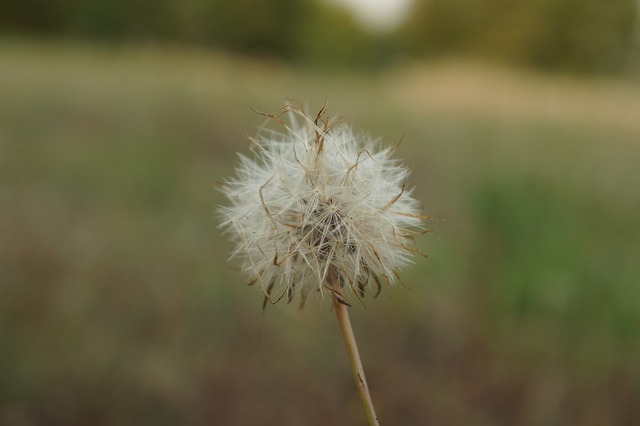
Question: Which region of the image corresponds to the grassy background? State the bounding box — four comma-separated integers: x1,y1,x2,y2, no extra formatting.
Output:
1,39,640,425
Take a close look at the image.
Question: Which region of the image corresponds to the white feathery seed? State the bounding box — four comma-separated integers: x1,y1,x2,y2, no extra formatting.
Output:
219,105,426,308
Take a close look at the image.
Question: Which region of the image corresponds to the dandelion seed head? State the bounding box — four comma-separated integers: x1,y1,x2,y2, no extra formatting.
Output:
219,105,425,307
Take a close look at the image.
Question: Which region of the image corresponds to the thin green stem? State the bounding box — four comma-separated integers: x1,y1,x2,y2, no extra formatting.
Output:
333,299,380,426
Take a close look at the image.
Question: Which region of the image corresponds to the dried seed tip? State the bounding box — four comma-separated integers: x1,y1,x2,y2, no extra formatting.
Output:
219,104,428,308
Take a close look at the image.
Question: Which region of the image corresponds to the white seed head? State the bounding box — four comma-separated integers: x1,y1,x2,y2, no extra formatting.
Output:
219,106,425,308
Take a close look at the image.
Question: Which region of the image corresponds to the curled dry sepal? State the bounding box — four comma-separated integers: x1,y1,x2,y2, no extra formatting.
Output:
219,104,428,310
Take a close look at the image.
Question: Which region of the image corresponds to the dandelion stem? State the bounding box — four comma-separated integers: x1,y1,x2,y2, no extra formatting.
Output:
333,298,380,426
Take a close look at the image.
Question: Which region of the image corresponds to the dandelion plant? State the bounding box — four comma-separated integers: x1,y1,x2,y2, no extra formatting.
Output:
219,103,426,425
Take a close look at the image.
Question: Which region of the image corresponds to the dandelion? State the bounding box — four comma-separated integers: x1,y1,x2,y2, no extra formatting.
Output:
219,103,427,425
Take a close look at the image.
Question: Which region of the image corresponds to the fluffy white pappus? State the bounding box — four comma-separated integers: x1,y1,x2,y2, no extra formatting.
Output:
219,106,425,308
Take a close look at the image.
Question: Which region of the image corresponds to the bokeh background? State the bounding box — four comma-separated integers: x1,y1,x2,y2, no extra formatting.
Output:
2,0,640,424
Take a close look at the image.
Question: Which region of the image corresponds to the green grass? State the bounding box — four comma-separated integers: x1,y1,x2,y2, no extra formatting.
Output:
1,39,639,425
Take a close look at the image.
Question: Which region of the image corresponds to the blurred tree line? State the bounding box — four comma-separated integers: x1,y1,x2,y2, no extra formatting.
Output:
399,0,639,73
0,0,638,73
0,0,377,68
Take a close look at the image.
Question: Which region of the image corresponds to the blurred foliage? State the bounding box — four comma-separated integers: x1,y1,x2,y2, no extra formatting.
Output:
0,0,380,68
0,0,638,72
398,0,639,73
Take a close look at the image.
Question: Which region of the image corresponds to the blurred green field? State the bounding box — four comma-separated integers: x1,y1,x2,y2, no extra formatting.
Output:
1,39,640,425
